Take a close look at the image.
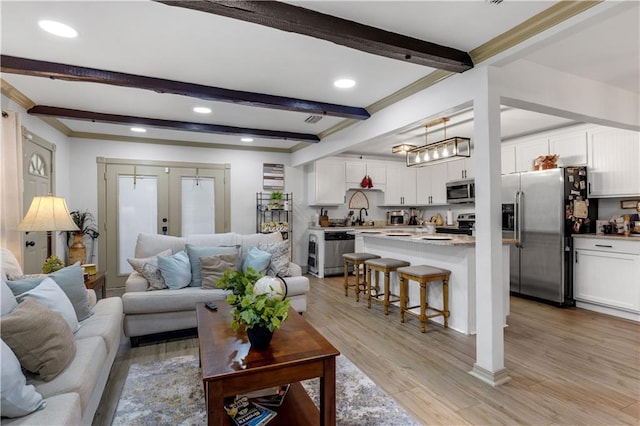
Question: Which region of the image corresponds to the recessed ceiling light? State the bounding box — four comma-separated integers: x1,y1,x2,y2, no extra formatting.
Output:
130,127,146,133
241,137,254,142
334,78,356,89
193,107,212,114
38,20,78,38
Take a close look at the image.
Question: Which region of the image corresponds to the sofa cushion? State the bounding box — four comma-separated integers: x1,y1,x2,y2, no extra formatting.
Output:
28,336,107,414
186,233,240,248
258,240,291,277
0,298,76,382
1,248,24,280
1,339,45,418
1,279,18,316
128,248,172,290
16,277,80,333
134,233,186,258
48,263,92,322
201,252,238,289
75,297,123,355
157,250,191,290
186,244,239,287
5,275,43,296
239,232,282,265
122,287,228,314
242,247,271,274
0,393,81,426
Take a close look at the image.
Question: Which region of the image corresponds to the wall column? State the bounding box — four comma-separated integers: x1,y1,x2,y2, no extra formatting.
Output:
469,66,510,386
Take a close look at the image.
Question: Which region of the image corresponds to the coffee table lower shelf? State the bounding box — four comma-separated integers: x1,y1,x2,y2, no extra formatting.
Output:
223,382,318,426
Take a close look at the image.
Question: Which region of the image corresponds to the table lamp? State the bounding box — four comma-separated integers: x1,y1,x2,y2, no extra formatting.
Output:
18,195,79,259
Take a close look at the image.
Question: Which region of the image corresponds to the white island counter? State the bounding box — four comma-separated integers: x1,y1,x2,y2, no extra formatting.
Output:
353,230,512,335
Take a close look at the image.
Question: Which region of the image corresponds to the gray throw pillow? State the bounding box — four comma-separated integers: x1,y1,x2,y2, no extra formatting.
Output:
258,241,291,277
0,298,76,382
200,253,238,289
127,249,172,274
141,263,167,290
186,244,239,287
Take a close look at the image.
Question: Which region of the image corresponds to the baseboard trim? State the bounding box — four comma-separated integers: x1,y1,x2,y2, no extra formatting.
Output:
469,364,511,387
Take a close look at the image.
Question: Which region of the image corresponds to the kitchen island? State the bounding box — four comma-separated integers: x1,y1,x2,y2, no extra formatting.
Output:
353,230,512,335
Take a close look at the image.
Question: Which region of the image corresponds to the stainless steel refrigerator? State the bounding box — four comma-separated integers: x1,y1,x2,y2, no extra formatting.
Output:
501,167,596,305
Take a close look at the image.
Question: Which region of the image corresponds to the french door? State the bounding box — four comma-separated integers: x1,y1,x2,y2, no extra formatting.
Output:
98,159,230,293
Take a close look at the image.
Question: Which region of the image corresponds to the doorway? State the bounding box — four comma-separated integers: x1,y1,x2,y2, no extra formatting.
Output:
98,159,230,294
21,129,55,274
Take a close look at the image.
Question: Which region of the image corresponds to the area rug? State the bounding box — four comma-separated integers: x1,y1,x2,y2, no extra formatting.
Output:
112,354,420,425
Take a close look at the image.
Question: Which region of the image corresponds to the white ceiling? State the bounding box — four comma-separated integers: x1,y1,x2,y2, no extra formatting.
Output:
1,1,638,156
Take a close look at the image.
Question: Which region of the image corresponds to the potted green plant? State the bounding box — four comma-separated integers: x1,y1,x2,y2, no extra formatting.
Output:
66,210,100,265
217,268,291,349
269,191,283,209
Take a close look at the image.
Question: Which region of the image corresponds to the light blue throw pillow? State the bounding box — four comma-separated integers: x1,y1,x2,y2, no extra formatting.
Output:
242,247,272,274
186,244,239,287
157,251,191,290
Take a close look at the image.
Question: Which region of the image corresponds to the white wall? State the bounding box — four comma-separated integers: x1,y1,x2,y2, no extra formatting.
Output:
67,138,310,264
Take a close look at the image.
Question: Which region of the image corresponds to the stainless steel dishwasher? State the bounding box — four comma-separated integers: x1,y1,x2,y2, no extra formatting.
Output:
323,231,355,276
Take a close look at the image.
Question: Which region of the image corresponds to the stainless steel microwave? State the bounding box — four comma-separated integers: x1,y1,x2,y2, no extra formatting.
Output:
446,179,475,204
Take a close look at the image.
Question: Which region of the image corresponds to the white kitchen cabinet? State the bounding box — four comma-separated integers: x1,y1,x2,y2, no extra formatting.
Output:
384,164,416,205
573,237,640,320
345,161,386,190
515,137,549,172
447,158,474,181
501,144,516,174
416,163,447,205
587,127,640,197
306,158,345,205
548,127,588,167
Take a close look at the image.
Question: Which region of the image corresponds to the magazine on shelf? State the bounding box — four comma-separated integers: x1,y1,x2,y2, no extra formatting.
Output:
224,397,276,426
247,384,290,408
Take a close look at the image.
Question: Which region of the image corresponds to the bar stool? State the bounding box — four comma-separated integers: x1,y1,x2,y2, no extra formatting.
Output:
398,265,450,333
365,258,410,315
343,253,380,302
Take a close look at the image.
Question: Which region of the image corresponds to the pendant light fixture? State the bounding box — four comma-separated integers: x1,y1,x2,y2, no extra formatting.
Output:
406,118,471,167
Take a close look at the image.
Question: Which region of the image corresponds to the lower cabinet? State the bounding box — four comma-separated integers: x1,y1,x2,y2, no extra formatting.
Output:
573,237,640,320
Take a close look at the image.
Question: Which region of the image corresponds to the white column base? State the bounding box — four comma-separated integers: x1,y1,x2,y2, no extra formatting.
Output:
469,364,511,387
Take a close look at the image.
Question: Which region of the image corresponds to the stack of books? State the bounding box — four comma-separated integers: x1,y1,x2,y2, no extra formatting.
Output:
224,385,290,426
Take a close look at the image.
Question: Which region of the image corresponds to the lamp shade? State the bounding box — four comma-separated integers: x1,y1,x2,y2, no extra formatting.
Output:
18,195,80,232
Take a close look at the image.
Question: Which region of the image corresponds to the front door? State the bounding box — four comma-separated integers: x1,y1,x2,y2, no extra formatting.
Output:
22,130,54,274
99,160,230,295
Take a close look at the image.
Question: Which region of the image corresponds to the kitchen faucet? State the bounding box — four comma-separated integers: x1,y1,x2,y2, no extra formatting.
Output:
358,208,368,225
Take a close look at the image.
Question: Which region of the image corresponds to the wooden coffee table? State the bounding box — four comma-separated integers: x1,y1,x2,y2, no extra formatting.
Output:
196,302,339,426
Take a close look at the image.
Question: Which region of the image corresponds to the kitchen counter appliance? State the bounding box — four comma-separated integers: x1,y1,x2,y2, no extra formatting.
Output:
446,179,475,204
387,210,407,226
502,166,597,306
436,213,475,235
323,231,355,276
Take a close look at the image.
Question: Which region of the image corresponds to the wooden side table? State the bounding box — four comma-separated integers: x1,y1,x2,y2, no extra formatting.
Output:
85,270,106,299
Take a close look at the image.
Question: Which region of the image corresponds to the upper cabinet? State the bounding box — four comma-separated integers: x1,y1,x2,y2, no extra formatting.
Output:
416,163,448,205
587,127,640,197
515,137,549,172
447,158,474,181
548,127,588,167
384,164,416,205
306,159,346,205
502,144,517,175
345,160,386,191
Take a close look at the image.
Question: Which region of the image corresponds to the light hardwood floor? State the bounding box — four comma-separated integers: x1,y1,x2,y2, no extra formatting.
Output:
94,275,640,425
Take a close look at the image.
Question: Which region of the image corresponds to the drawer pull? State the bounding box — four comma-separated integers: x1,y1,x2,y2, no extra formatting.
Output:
595,244,613,248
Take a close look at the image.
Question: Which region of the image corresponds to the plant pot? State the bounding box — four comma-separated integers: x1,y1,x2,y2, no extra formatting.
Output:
246,325,273,350
68,233,86,265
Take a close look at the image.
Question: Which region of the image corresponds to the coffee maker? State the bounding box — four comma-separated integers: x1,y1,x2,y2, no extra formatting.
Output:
408,208,419,225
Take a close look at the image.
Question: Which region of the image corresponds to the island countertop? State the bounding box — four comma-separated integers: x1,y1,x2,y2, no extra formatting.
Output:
351,229,516,246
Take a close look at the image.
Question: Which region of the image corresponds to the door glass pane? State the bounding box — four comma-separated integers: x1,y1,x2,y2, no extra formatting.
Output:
182,177,215,236
118,176,157,273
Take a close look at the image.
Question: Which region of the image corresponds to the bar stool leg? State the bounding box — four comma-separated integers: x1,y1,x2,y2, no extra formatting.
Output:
383,271,391,315
420,281,427,333
366,265,372,309
355,261,362,302
399,275,407,324
343,259,349,297
443,276,450,327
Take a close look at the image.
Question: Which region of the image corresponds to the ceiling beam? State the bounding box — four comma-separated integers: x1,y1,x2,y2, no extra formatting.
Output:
156,0,474,73
28,105,321,142
1,55,369,120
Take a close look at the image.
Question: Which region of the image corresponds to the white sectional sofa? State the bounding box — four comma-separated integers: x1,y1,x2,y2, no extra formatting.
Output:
1,249,123,426
122,232,309,346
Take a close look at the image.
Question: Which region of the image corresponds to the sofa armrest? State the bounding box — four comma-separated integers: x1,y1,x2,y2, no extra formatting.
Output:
288,262,302,277
125,271,149,292
87,289,97,307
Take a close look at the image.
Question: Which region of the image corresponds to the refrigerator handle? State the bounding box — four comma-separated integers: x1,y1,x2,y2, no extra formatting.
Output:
516,190,523,247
